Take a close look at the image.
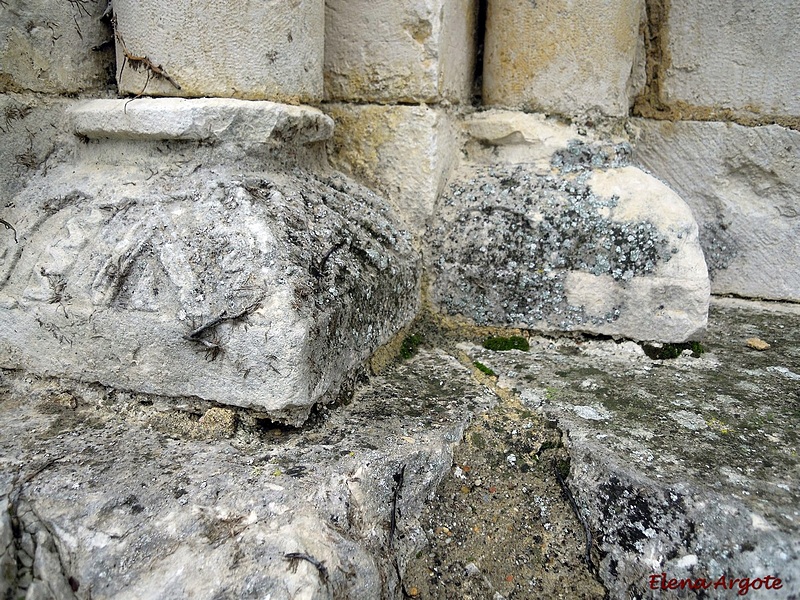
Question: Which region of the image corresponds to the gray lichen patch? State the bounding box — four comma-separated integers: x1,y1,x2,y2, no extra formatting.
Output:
428,164,672,330
551,139,633,173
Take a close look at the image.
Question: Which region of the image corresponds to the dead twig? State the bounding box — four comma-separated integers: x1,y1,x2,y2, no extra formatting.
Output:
388,464,405,549
1,218,18,243
115,28,181,93
183,298,263,361
284,552,329,584
553,459,595,574
309,240,345,280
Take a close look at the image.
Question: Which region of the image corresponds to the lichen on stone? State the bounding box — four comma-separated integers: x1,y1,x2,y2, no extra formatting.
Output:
430,164,672,329
551,139,633,173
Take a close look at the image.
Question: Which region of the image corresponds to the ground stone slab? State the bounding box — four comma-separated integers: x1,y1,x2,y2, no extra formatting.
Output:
428,111,709,342
0,349,496,599
460,298,800,598
0,99,420,425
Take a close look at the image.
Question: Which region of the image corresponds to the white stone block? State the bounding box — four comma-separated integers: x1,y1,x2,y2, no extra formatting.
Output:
323,103,459,237
0,0,113,94
0,100,419,425
71,98,333,144
324,0,477,103
662,0,800,118
112,0,324,102
483,0,646,117
634,119,800,302
428,111,710,342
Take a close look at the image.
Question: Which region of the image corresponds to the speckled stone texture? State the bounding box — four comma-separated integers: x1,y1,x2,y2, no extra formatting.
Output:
0,350,497,599
427,111,710,342
461,297,800,599
112,0,324,102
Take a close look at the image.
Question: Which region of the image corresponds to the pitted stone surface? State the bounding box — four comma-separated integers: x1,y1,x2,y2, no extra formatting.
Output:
0,107,419,424
428,113,709,342
661,0,800,119
0,350,497,599
324,0,477,104
71,98,334,144
0,0,114,94
483,0,646,117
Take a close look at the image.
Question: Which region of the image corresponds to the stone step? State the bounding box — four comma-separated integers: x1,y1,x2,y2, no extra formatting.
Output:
0,349,497,599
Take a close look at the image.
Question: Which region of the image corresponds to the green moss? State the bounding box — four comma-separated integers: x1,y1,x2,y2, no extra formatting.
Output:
470,431,487,449
473,361,497,377
400,333,423,359
690,341,705,357
642,341,705,360
483,336,530,352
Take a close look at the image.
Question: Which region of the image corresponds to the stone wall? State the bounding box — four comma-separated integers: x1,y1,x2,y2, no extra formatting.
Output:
1,0,797,416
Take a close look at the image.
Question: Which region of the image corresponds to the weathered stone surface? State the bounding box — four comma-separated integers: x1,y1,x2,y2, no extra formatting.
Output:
112,0,324,102
323,103,459,237
71,98,334,143
0,93,78,203
324,0,477,104
461,298,800,598
0,0,114,94
0,99,419,425
661,0,800,119
429,111,709,342
483,0,646,117
634,118,800,302
0,349,497,599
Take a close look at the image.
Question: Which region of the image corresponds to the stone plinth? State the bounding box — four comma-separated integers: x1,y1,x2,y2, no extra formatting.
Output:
483,0,645,117
0,99,420,425
324,0,477,104
428,111,709,342
634,119,800,302
112,0,324,102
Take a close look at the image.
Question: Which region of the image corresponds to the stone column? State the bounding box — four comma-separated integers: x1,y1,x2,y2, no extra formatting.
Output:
483,0,646,118
112,0,324,102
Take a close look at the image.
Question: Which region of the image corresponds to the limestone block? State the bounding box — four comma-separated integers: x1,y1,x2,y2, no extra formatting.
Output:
428,111,709,342
0,0,113,94
71,97,334,144
324,0,477,104
634,119,800,302
112,0,324,102
323,103,459,237
661,0,800,119
483,0,646,117
0,99,419,425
